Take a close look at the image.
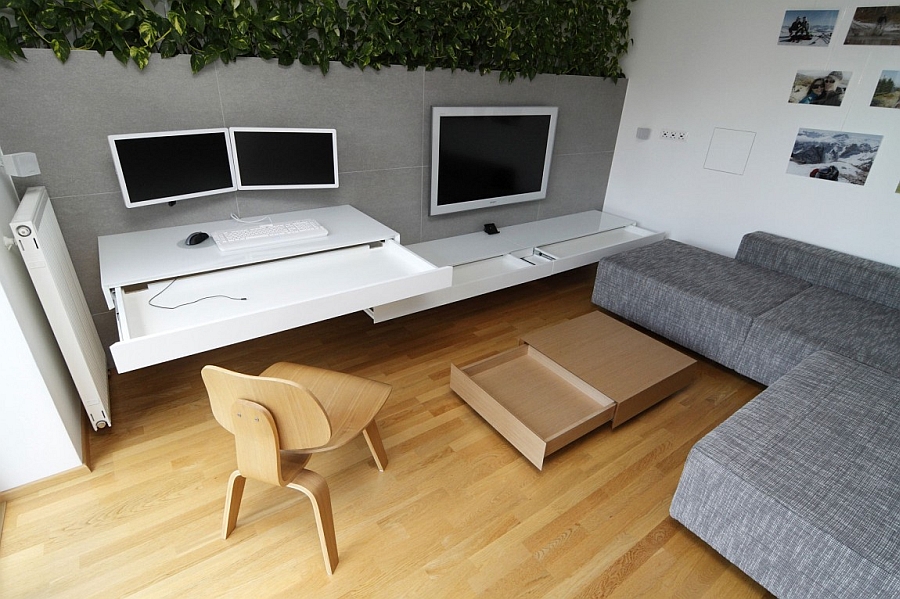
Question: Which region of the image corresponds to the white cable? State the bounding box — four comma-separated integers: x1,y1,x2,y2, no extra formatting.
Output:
229,213,272,225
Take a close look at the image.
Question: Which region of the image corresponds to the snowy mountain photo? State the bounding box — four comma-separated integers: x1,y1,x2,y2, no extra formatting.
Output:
787,129,883,186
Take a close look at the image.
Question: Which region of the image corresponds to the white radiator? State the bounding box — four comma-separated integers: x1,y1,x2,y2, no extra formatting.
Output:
10,186,111,430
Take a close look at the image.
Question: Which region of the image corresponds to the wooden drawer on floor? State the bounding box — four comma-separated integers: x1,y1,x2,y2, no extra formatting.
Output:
450,344,616,470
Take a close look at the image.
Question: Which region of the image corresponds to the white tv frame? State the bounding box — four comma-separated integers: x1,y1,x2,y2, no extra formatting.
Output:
229,127,339,190
429,106,558,216
109,128,237,209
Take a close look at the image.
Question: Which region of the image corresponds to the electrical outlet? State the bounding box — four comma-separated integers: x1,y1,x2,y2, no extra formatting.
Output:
661,129,688,141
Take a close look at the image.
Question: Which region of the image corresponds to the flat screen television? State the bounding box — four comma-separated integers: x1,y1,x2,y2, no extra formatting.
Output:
230,127,339,190
430,106,558,216
108,128,237,208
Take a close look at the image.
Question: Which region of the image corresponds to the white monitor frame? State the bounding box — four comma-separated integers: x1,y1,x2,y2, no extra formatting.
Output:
108,128,237,209
430,106,558,216
229,127,339,190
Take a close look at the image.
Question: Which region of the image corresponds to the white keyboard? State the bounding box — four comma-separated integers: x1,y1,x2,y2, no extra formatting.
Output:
211,219,329,252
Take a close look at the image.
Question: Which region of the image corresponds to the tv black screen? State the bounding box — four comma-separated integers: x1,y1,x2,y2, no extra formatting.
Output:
109,129,236,208
430,106,558,216
230,128,339,189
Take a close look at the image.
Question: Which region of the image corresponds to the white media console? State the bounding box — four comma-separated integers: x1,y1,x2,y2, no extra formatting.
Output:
98,206,661,372
367,211,663,322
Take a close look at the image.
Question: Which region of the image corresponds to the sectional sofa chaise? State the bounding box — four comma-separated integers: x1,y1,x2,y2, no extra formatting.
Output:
591,231,900,598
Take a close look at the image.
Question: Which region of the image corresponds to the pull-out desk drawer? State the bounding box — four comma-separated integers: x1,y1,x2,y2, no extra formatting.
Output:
109,240,450,372
100,206,451,373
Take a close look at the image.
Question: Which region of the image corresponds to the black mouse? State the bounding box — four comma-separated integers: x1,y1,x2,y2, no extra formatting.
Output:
185,231,209,246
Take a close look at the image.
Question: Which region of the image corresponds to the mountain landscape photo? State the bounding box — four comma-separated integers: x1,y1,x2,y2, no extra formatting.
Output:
788,128,883,185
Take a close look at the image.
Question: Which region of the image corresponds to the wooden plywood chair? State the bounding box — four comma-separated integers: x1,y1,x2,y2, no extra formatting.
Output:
201,362,391,574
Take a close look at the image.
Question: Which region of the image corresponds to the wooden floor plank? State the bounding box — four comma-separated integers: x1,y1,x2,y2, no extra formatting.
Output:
0,266,774,598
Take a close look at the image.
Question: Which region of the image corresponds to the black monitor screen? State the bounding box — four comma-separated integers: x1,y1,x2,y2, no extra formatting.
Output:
111,130,236,207
231,129,338,188
430,107,557,215
437,115,551,205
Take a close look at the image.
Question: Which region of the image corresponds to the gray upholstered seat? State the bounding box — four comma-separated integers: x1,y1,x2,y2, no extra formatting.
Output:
737,286,900,384
670,350,900,599
592,239,810,370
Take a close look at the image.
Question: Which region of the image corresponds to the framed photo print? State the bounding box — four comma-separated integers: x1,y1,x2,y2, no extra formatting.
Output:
779,10,839,46
870,70,900,108
788,70,852,106
788,129,882,186
845,6,900,45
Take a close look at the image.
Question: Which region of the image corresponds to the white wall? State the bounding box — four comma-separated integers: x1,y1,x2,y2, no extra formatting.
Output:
607,0,900,266
0,145,83,493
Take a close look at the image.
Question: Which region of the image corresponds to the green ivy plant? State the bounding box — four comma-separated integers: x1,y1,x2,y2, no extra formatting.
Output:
0,0,633,81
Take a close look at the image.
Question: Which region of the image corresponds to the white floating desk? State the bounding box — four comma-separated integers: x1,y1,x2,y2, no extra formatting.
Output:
99,207,661,372
99,205,452,372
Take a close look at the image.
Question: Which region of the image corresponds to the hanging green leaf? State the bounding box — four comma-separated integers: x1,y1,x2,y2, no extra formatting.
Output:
0,0,633,79
48,32,69,61
130,45,150,69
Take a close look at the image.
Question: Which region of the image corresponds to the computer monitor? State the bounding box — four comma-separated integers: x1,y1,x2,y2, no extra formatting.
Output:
230,127,339,190
108,128,237,208
430,106,558,216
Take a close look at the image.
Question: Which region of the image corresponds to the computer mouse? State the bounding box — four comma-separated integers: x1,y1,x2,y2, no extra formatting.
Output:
185,231,209,246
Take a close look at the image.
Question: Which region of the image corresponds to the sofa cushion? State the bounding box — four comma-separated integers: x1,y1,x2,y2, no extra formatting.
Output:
737,232,900,310
670,350,900,599
737,286,900,384
593,239,810,370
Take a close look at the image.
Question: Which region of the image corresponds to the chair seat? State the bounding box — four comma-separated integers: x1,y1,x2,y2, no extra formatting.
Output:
203,361,391,575
260,362,392,452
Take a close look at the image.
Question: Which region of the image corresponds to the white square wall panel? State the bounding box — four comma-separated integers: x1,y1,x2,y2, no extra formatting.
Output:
704,128,756,175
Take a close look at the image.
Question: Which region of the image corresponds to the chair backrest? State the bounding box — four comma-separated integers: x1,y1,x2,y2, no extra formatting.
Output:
202,365,333,450
230,399,285,486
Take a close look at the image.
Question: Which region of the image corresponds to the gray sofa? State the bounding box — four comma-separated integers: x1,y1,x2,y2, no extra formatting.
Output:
670,350,900,598
591,232,900,598
592,231,900,385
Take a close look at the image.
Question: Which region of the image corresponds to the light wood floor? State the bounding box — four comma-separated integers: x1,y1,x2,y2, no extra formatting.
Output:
0,266,774,598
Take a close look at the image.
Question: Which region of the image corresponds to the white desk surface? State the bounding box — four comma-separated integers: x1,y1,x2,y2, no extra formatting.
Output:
408,210,636,267
109,240,452,372
503,211,635,248
99,205,398,306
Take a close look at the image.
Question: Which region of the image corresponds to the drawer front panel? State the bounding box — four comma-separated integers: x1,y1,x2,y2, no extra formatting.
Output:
539,226,665,273
110,240,451,372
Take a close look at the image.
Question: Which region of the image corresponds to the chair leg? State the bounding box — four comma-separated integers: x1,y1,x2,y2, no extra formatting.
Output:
288,470,339,575
223,470,246,540
363,420,389,472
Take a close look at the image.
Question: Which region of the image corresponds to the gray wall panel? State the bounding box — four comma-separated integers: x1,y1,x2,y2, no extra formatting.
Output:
540,152,616,218
0,49,626,355
331,168,425,243
0,51,224,199
216,59,424,173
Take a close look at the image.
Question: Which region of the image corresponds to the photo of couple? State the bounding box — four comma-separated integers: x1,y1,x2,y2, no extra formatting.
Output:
788,70,851,106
